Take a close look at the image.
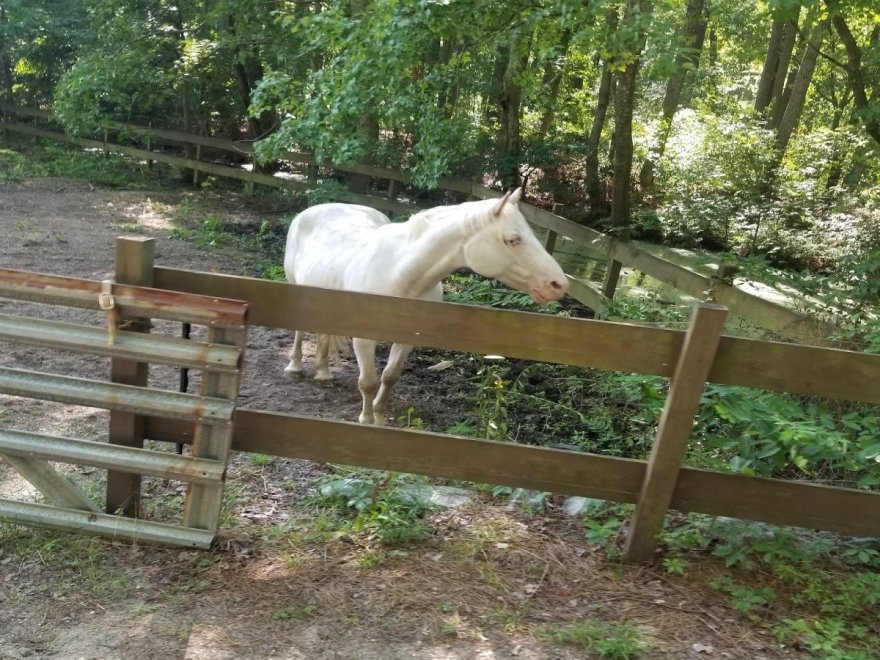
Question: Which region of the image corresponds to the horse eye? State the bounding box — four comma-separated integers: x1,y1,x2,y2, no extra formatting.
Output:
504,235,522,247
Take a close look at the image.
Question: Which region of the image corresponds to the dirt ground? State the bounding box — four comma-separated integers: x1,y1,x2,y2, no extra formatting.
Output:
0,178,804,659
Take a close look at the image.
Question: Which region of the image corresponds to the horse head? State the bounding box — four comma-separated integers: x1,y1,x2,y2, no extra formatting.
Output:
462,188,569,304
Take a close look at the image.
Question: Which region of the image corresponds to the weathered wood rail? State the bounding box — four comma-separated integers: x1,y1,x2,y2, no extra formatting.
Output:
0,103,841,344
110,239,879,562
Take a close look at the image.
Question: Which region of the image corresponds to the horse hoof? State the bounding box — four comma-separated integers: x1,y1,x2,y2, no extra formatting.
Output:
283,366,304,379
358,414,375,424
314,371,333,382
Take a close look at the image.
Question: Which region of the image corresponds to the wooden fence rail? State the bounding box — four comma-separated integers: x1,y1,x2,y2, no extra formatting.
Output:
0,103,843,344
107,239,880,561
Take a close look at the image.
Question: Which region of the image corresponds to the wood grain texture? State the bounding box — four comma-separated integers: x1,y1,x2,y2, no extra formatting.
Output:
153,267,880,404
144,411,880,538
624,305,728,562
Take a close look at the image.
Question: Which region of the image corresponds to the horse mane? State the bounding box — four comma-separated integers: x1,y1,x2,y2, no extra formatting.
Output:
403,198,497,240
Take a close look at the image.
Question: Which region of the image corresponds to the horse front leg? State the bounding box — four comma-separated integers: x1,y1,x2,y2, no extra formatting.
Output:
352,337,379,424
372,342,413,426
283,330,305,377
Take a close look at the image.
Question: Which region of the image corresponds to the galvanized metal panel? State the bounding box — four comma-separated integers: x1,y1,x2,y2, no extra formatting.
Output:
0,499,214,548
182,325,244,531
0,314,242,372
0,267,248,327
0,428,226,484
0,366,234,423
0,453,99,511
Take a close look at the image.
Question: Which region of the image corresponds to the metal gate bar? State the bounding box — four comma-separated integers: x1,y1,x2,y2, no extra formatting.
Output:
0,428,226,484
0,366,234,423
0,261,248,548
0,314,241,371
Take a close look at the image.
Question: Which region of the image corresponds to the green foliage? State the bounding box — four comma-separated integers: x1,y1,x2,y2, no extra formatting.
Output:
696,385,880,487
313,470,434,546
658,515,880,657
271,604,318,621
541,619,650,659
304,180,351,206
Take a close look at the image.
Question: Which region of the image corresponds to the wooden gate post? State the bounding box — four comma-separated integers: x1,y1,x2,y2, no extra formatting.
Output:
623,303,728,562
106,237,155,516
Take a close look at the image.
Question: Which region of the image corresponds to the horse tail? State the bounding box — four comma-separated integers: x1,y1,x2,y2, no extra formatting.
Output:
327,335,351,363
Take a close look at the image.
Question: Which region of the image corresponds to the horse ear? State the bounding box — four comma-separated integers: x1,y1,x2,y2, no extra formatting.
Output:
492,187,523,216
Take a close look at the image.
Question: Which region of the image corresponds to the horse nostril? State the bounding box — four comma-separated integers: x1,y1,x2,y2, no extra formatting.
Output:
550,280,564,291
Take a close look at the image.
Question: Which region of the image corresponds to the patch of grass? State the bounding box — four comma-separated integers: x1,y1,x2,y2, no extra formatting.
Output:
272,604,318,621
248,453,275,467
0,524,133,599
540,619,650,659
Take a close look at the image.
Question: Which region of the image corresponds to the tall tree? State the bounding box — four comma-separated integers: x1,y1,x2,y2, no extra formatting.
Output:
610,0,654,230
639,0,708,193
775,17,829,152
831,10,880,146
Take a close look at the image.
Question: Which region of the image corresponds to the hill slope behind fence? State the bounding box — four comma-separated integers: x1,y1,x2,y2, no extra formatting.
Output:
0,103,839,346
105,239,880,563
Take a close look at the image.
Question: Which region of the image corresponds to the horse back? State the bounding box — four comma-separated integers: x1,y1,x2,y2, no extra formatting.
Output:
283,203,392,289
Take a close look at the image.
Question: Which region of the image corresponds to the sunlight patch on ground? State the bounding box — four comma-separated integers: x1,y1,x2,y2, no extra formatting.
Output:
120,200,174,231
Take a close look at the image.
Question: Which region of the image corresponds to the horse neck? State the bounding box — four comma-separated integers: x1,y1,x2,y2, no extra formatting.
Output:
394,201,494,297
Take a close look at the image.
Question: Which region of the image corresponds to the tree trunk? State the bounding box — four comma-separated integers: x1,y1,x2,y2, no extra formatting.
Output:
610,0,653,230
639,0,707,193
708,25,717,65
537,29,574,142
755,20,785,114
832,16,880,147
768,13,810,131
775,18,828,153
585,60,614,216
770,20,798,110
0,6,13,102
498,30,529,188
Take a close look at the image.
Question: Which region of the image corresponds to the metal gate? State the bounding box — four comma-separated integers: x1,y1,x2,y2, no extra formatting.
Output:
0,267,248,548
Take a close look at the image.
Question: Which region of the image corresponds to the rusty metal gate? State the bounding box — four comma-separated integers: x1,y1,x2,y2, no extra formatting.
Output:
0,266,248,548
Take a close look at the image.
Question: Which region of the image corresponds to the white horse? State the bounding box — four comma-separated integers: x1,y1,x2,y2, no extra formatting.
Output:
283,188,568,425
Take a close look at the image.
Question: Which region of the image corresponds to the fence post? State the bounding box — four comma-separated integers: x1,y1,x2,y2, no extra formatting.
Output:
106,237,155,516
182,324,244,531
193,144,201,186
623,303,727,563
601,258,623,299
544,230,558,255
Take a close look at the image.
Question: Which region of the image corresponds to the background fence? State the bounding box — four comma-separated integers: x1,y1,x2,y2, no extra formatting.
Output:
0,102,839,346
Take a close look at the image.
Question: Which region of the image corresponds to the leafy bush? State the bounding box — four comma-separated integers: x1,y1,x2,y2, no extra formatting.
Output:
314,470,434,546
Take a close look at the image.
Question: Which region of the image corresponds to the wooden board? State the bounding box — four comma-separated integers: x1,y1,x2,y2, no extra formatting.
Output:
144,411,880,538
153,267,684,377
624,305,728,562
153,267,880,404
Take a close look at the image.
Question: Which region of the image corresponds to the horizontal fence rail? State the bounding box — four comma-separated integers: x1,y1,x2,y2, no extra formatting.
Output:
0,366,235,423
0,499,214,548
153,267,880,406
145,411,880,539
0,314,242,372
0,428,226,483
0,267,248,327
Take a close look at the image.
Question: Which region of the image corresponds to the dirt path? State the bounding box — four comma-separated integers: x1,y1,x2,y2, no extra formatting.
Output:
0,178,800,659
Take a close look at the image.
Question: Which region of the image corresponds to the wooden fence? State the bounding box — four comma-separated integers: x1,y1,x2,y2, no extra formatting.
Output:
0,103,839,346
110,238,880,563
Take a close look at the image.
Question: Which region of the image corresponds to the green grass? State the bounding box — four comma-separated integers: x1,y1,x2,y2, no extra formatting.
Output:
540,619,650,659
